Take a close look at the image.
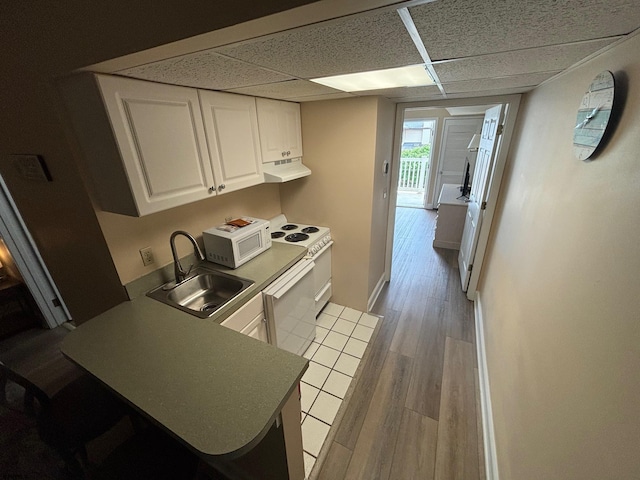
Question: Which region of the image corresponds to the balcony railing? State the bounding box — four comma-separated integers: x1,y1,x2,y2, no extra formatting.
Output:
398,157,429,192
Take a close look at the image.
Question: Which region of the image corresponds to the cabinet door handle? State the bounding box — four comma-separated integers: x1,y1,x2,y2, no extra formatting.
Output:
208,186,216,193
281,151,286,157
218,184,226,191
286,150,291,156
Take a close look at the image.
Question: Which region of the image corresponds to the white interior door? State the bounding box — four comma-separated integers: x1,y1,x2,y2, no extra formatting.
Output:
458,105,504,291
434,117,483,201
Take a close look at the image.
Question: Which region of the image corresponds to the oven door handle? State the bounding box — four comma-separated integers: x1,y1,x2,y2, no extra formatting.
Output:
271,260,314,300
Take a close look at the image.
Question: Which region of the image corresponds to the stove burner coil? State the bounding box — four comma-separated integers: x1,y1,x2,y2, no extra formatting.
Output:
271,231,286,239
281,224,298,231
301,227,319,234
285,233,309,242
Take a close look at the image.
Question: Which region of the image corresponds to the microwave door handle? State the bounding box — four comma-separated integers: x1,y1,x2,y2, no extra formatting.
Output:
272,261,315,300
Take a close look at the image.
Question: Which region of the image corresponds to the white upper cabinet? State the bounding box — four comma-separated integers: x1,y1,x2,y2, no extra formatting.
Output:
256,98,303,163
61,74,269,217
62,74,217,216
198,90,263,194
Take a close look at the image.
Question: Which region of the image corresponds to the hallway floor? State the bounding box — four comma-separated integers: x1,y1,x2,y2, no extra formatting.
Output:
310,207,484,480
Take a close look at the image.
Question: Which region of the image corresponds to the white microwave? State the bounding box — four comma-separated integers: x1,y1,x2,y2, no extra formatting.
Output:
203,217,272,268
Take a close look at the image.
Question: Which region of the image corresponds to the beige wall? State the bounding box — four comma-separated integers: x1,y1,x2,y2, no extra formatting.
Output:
479,35,640,479
281,97,384,311
100,184,282,285
0,0,315,323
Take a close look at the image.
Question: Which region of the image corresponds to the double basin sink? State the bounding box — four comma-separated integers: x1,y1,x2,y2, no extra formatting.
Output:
147,266,254,318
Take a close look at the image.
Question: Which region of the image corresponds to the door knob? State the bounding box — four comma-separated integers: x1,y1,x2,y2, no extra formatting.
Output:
218,184,226,191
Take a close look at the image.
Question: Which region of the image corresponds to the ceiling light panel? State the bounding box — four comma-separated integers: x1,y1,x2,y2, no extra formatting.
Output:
409,0,640,61
116,51,293,90
311,65,434,92
216,9,423,79
432,38,619,83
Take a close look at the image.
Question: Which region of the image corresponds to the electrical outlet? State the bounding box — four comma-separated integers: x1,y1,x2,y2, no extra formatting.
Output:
139,247,154,266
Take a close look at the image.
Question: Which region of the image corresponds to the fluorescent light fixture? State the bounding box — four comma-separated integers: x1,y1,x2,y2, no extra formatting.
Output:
310,64,434,92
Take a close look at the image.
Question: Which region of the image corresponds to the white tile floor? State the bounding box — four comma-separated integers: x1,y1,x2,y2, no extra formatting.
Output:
300,303,381,479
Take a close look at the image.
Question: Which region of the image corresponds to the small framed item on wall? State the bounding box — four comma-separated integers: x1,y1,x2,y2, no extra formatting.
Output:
11,154,53,181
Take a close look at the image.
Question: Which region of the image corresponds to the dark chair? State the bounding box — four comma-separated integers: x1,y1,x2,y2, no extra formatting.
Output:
93,425,200,480
0,360,126,479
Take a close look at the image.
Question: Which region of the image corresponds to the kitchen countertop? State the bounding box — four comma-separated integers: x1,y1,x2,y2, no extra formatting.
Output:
62,242,309,460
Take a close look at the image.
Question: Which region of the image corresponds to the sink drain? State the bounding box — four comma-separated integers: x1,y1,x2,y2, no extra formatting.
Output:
200,302,219,313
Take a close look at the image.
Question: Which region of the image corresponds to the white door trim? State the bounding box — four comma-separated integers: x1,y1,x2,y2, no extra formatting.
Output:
0,175,71,327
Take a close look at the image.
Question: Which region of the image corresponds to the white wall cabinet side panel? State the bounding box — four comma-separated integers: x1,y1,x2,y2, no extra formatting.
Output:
97,75,216,216
256,98,303,163
199,91,264,193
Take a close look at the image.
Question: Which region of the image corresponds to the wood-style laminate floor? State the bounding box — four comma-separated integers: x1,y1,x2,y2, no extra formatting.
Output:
312,207,484,480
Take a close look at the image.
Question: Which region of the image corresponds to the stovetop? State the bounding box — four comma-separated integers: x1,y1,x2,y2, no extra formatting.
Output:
269,214,331,254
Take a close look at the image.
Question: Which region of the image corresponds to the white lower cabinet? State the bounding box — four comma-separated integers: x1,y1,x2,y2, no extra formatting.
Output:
221,292,268,343
61,74,264,217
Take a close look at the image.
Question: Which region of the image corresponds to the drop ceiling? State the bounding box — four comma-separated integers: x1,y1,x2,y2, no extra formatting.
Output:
114,0,640,103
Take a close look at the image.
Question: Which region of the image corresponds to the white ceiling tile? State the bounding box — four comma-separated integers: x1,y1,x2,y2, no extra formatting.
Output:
216,9,423,78
352,84,442,99
116,51,293,90
442,72,560,94
409,0,640,60
287,92,356,102
433,38,618,83
442,87,535,100
225,80,342,99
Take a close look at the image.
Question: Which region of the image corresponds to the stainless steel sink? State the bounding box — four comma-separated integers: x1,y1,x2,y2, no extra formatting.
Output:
147,267,254,318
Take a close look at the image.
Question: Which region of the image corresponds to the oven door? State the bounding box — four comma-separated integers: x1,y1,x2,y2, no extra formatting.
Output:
263,259,316,356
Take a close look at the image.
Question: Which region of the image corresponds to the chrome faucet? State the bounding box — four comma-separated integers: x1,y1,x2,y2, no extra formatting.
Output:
170,231,205,284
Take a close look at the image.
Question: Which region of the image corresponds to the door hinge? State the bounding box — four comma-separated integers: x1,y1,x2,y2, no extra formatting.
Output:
481,201,487,210
497,124,504,136
52,297,61,307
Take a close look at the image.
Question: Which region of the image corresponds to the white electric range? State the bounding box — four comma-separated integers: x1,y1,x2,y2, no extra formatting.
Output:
262,215,333,356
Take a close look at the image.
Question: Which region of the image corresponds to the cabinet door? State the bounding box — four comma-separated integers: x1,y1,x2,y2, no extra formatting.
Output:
199,91,264,193
280,101,303,159
256,98,303,163
97,75,216,216
242,314,269,343
221,292,264,332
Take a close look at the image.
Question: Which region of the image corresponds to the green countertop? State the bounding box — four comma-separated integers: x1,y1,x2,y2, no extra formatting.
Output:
62,243,309,460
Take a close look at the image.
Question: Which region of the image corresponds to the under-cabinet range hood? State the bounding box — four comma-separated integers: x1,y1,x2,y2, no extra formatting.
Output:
263,158,311,183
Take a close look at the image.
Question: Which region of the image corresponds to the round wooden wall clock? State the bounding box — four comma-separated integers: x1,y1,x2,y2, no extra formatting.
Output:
573,70,616,161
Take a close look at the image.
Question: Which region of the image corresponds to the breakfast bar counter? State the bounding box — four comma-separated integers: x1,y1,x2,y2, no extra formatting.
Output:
62,243,309,478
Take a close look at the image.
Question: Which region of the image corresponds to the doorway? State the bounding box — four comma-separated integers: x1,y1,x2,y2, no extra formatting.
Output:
0,174,71,339
384,96,522,299
396,117,436,208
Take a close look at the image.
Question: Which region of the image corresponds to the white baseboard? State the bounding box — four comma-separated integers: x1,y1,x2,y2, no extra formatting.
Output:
367,273,387,312
474,293,500,480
